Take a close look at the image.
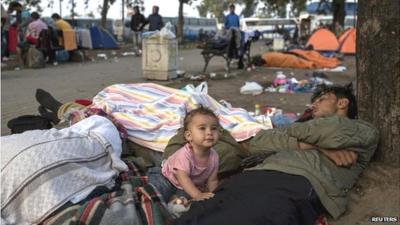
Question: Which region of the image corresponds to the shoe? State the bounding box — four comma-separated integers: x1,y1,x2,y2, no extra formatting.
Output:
38,106,60,124
35,89,63,113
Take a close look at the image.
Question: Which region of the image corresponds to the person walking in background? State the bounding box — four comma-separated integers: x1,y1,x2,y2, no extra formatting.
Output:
130,6,146,55
146,5,164,31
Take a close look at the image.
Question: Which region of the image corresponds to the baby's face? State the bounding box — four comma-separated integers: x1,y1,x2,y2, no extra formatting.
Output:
185,114,219,150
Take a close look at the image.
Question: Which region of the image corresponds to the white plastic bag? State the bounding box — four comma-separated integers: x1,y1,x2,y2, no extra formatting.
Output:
160,22,176,39
240,82,263,95
182,82,208,94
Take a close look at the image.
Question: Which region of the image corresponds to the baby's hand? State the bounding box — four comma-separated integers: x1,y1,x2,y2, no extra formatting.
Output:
193,192,215,201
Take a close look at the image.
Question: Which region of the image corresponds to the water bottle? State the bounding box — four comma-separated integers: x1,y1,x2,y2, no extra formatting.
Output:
255,104,261,116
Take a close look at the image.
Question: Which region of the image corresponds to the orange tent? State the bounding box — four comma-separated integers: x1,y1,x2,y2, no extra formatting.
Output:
306,28,340,51
338,28,356,54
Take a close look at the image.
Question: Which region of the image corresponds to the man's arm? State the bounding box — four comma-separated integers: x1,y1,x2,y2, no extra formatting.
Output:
298,141,358,167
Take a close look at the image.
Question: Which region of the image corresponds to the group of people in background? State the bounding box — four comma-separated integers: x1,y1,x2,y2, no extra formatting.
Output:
1,1,73,69
129,5,163,55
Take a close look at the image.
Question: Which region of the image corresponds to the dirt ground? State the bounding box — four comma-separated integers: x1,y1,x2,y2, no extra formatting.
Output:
1,41,399,224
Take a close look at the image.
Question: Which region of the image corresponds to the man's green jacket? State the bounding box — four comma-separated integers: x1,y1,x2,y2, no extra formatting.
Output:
248,115,379,219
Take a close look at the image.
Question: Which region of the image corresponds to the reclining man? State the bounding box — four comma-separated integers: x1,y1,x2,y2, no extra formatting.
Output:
174,83,379,225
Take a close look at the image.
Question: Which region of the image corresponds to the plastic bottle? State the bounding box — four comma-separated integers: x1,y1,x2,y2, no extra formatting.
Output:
255,104,261,116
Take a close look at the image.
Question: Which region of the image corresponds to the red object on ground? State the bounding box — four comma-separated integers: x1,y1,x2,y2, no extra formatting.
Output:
75,99,92,106
7,26,18,53
314,215,329,225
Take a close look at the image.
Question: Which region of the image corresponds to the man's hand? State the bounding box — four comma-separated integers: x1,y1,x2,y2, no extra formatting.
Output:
319,149,358,167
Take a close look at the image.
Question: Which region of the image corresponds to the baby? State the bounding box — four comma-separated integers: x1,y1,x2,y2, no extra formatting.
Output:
162,106,220,202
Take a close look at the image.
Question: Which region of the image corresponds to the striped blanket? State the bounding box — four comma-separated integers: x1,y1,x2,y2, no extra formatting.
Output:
88,83,271,152
41,160,172,225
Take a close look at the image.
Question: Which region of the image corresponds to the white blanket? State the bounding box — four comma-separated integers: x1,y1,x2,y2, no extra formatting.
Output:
1,116,127,225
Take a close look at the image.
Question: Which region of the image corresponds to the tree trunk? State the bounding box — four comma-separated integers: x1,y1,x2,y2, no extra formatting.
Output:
332,0,345,31
356,0,400,166
101,0,109,29
177,1,184,43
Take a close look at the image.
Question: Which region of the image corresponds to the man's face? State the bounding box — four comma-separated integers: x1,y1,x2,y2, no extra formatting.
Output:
152,6,158,14
230,6,235,13
311,92,340,118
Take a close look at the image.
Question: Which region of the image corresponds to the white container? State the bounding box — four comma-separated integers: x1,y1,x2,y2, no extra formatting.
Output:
272,38,285,51
142,38,178,80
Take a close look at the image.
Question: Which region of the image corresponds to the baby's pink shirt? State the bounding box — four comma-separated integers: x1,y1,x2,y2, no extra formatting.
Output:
162,143,219,190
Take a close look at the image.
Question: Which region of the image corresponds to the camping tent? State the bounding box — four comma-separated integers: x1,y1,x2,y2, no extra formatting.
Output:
306,28,339,51
90,26,119,49
338,28,356,54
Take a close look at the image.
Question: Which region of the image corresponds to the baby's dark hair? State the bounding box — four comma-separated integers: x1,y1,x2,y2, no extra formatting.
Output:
183,106,219,131
311,82,358,119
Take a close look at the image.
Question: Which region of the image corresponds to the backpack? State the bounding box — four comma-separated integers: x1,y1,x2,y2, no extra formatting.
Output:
7,115,52,134
26,46,45,68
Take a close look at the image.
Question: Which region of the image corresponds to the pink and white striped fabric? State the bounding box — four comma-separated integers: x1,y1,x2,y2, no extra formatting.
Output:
90,83,271,152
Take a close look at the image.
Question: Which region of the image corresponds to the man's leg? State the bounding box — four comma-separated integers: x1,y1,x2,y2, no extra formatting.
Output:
15,46,24,69
132,31,138,54
174,170,325,225
137,32,142,54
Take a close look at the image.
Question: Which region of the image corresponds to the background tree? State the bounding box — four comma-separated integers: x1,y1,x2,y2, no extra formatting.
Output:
99,0,116,29
331,0,345,31
177,0,198,43
2,0,44,12
69,0,77,19
259,0,306,18
196,0,230,23
356,0,400,166
241,0,259,18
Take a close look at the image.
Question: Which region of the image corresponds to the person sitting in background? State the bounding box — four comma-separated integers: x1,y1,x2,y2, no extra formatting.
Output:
51,13,72,33
15,12,47,69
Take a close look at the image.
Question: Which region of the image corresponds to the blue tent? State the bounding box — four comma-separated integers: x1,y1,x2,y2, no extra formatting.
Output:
90,26,119,49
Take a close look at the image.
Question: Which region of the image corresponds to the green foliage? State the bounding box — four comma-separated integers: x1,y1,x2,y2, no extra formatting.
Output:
2,0,45,12
241,0,260,18
195,0,307,19
195,0,232,22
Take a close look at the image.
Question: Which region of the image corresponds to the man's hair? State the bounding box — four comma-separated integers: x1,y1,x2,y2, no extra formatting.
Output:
30,12,40,20
183,106,219,131
311,83,358,119
51,13,61,20
229,4,235,9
